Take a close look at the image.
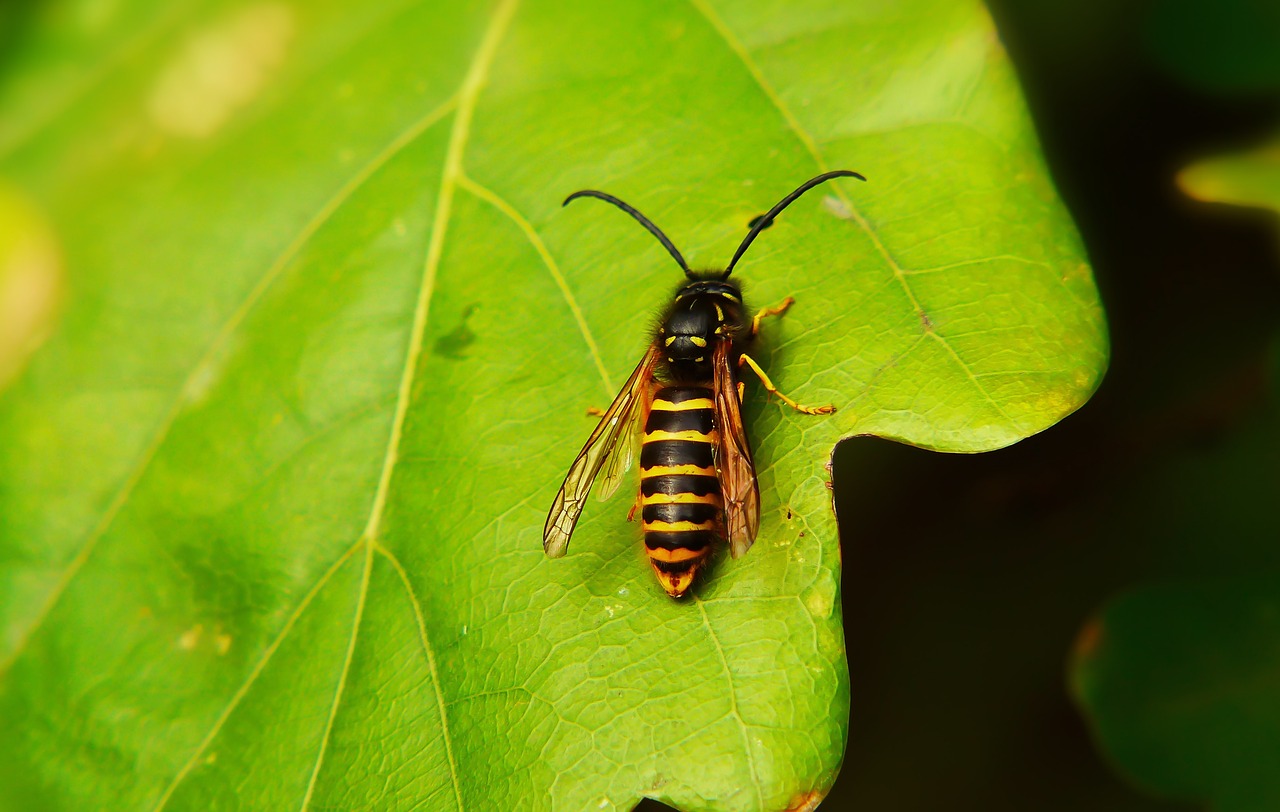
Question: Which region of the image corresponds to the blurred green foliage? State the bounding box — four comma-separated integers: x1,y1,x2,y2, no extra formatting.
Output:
1146,0,1280,94
1074,116,1280,812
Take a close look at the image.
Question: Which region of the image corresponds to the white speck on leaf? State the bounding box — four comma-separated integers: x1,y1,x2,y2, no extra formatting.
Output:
823,194,853,220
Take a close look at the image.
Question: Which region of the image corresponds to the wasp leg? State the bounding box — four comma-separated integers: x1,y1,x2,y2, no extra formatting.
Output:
586,406,605,417
627,485,643,522
751,296,796,338
739,353,835,415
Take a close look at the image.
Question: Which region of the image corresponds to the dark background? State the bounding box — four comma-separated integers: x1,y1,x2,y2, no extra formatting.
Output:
643,0,1280,809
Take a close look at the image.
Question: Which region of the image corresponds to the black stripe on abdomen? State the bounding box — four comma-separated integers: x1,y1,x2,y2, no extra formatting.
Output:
644,530,716,552
640,440,714,469
641,475,719,497
644,407,714,434
642,502,720,525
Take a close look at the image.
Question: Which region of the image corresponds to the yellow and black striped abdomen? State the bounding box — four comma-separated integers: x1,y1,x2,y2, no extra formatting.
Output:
640,385,721,597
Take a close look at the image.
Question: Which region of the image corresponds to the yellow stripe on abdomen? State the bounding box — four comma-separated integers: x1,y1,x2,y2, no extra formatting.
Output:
649,397,714,411
642,429,714,443
640,463,717,478
641,519,718,533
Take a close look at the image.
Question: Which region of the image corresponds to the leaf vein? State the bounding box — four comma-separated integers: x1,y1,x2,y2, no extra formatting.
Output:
312,2,519,808
375,541,465,811
695,598,764,810
687,0,1019,430
150,540,364,811
458,173,614,394
300,543,373,811
0,95,458,679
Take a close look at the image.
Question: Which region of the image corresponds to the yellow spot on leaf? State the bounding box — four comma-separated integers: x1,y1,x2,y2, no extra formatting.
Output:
0,184,62,391
149,3,295,138
178,624,204,651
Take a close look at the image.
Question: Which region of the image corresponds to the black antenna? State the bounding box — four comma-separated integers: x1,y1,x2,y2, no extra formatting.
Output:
563,190,694,279
722,170,866,279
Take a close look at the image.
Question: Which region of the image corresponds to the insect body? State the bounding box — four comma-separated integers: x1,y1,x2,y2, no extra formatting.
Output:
543,170,864,598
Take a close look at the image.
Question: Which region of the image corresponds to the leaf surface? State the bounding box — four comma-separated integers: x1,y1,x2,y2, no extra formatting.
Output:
0,0,1103,809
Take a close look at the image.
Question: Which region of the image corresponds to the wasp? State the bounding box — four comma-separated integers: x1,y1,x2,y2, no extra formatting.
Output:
543,170,863,598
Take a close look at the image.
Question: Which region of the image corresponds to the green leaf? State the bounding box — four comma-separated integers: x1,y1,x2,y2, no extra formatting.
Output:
0,0,1103,810
0,182,61,390
1181,143,1280,228
1072,575,1280,812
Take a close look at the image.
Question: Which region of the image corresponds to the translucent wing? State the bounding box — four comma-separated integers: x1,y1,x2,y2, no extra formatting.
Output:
713,338,760,558
597,376,650,503
543,346,659,557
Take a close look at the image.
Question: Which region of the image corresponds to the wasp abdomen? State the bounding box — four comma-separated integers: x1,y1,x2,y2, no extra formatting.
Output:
639,385,721,597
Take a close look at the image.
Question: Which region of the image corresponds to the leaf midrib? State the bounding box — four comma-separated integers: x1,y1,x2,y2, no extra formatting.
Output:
689,0,1020,430
294,2,522,807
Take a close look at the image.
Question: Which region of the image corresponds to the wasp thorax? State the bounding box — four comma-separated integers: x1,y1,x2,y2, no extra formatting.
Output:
659,280,746,372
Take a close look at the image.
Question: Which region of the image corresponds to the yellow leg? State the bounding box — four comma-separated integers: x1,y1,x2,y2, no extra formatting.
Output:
751,296,795,338
739,353,835,415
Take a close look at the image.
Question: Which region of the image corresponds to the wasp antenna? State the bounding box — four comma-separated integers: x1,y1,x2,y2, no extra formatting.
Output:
564,189,695,279
721,170,866,279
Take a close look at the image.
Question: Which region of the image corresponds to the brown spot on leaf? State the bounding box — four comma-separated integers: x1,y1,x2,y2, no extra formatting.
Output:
785,789,826,812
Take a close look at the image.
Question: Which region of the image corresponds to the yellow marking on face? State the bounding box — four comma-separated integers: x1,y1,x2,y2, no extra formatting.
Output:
642,491,721,506
722,291,741,302
714,303,724,321
642,519,717,533
664,336,677,346
646,546,709,563
643,429,714,443
693,356,704,362
689,336,707,347
640,463,717,478
650,398,714,411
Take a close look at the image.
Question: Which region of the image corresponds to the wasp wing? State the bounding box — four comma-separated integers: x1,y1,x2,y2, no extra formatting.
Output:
543,346,659,557
713,338,760,558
